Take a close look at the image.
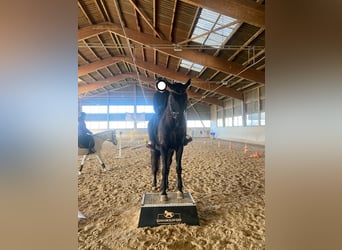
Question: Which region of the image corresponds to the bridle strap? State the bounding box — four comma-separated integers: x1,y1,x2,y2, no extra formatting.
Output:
168,94,185,119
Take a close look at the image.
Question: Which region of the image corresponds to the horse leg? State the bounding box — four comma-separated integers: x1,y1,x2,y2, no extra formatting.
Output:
165,151,173,190
79,155,88,175
160,149,171,201
95,154,106,172
151,149,160,191
175,146,184,199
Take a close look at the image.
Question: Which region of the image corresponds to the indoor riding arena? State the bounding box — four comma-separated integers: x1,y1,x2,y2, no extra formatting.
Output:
78,137,265,249
4,0,341,250
78,0,265,249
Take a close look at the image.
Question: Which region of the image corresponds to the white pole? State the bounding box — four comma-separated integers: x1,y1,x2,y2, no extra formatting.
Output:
118,131,122,158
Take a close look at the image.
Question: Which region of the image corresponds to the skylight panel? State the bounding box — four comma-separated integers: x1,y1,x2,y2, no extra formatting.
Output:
205,38,219,47
192,27,206,36
179,8,238,72
197,19,213,31
217,27,234,37
193,36,206,44
200,9,219,22
180,60,192,67
180,60,204,72
192,63,204,72
208,32,225,43
217,15,235,24
194,8,237,48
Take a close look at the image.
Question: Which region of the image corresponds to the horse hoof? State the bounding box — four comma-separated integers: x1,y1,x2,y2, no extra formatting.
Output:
177,191,184,199
78,171,81,175
152,186,157,191
102,168,107,172
160,195,168,202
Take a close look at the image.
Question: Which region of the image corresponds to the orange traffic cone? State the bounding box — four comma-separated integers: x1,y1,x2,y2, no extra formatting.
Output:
229,142,232,151
218,141,221,148
244,144,248,153
249,152,261,158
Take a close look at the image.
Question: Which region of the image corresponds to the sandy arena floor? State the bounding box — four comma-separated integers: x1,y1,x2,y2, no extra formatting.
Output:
78,137,265,249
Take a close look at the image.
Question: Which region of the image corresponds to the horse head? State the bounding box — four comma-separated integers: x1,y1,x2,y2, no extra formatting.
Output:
94,129,117,145
166,79,191,119
167,79,191,94
110,129,117,145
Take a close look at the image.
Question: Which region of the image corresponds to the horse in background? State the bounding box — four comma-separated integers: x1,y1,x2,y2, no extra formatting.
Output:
78,129,117,175
150,79,191,201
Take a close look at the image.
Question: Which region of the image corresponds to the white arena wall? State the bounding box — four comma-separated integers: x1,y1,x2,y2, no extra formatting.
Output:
91,126,265,146
214,126,265,145
210,104,265,145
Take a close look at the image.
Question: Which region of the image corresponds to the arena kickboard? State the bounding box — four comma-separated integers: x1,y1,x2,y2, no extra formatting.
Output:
138,192,200,227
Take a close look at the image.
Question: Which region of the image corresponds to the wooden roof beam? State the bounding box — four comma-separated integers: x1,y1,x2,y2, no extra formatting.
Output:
121,57,243,100
127,0,163,39
78,56,129,76
77,55,243,99
78,73,136,94
180,0,264,28
78,23,264,84
132,74,224,106
177,20,240,45
79,72,222,106
169,0,178,41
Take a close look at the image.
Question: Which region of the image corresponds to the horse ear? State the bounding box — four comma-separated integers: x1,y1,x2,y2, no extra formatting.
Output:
185,79,191,89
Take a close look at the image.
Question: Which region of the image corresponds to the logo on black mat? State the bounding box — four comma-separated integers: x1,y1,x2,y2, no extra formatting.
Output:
156,210,182,224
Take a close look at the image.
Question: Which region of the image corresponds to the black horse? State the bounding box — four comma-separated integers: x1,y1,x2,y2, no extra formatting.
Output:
149,78,191,201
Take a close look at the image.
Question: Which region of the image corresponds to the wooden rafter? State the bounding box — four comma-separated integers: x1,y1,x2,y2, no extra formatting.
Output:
99,0,112,22
206,26,263,82
77,55,242,99
165,0,178,69
78,23,264,84
228,27,265,61
169,0,178,41
79,72,223,106
94,0,106,22
78,0,92,25
153,0,156,31
179,0,265,28
120,57,243,99
78,73,136,94
243,49,265,66
78,51,90,64
78,56,129,76
127,0,163,39
175,6,200,73
177,20,240,45
131,0,141,31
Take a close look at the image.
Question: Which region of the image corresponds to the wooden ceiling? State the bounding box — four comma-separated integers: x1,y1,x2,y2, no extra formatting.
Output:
78,0,265,106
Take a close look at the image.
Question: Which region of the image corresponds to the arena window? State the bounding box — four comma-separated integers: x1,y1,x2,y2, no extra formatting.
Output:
109,105,134,113
82,105,107,114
